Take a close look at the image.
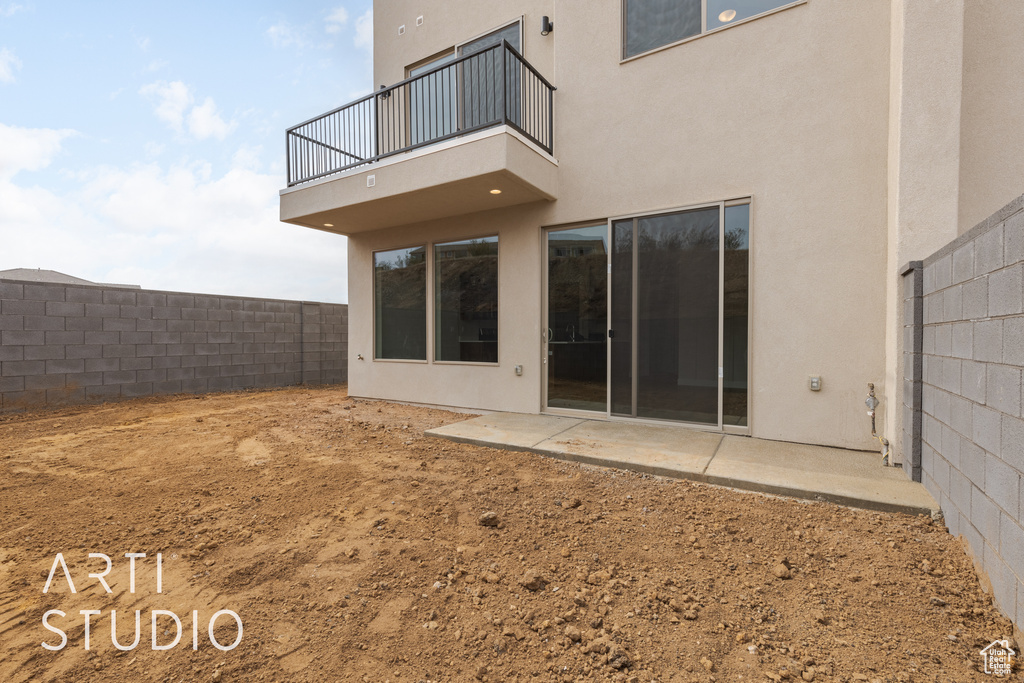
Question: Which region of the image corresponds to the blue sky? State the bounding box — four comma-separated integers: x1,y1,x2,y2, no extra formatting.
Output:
0,1,373,303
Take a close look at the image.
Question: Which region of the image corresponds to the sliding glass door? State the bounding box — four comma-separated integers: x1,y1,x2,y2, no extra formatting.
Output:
544,225,608,412
611,206,721,423
544,201,749,429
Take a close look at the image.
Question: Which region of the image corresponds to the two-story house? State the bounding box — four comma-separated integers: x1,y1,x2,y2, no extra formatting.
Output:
279,0,1024,457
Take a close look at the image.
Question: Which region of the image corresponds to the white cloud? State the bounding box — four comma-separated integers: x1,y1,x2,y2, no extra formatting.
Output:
267,21,306,49
140,80,192,133
143,141,164,158
140,81,236,141
0,134,348,302
354,8,372,50
231,144,263,171
0,47,21,83
0,122,75,180
0,3,25,18
187,97,236,140
325,7,348,34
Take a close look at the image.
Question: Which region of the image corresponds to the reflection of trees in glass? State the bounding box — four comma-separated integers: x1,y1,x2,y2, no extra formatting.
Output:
375,252,426,310
435,238,498,363
548,238,607,332
638,212,719,252
436,241,498,318
374,247,427,359
725,227,747,251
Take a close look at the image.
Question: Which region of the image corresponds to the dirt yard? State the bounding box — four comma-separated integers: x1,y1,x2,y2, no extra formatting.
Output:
0,386,1016,682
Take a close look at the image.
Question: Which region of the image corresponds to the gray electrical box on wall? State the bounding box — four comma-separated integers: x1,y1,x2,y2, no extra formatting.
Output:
809,376,822,391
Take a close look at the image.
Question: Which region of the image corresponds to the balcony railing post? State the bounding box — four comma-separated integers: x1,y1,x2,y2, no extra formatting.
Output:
547,83,554,155
500,40,508,126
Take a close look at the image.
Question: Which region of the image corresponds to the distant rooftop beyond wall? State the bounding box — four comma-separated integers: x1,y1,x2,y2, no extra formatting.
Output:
0,268,141,289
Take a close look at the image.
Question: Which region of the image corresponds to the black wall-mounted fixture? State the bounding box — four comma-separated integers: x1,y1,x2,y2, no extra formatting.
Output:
541,16,553,36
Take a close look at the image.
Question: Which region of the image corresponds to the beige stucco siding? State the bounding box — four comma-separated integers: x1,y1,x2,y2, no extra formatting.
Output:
344,1,895,450
348,205,547,414
958,0,1024,234
373,1,554,87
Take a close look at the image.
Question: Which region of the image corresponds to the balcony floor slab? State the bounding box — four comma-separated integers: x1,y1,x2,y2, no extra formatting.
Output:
280,127,557,235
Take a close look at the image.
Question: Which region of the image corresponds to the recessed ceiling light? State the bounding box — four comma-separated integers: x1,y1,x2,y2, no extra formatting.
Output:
324,223,334,227
719,9,737,22
489,189,502,195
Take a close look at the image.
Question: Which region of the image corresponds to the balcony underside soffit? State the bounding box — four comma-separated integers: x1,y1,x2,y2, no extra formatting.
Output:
280,128,558,235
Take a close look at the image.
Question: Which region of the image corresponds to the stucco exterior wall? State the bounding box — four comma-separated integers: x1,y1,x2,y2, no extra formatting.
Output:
347,1,894,450
883,0,965,467
957,0,1024,235
373,1,554,89
348,204,546,414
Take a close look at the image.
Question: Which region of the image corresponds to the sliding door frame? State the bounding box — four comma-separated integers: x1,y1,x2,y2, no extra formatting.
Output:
541,221,614,419
540,198,752,434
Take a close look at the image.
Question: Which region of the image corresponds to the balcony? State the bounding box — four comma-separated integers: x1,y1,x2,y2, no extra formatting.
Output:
280,40,558,234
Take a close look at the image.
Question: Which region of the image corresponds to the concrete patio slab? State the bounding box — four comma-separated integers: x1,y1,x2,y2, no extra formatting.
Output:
425,412,583,450
704,436,939,515
532,419,721,478
425,413,939,515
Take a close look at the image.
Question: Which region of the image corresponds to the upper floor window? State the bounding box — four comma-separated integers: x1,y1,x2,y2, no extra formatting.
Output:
623,0,802,59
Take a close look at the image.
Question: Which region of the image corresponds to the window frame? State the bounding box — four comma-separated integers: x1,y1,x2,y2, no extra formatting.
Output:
372,236,503,366
372,243,430,363
620,0,807,62
603,196,752,433
433,234,500,366
404,17,524,79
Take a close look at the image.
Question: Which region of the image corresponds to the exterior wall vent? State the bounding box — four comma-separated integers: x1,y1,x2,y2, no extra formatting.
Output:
398,24,405,35
367,175,376,188
416,16,424,26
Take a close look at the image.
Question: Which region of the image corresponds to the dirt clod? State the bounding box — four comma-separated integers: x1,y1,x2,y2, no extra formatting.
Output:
519,569,548,592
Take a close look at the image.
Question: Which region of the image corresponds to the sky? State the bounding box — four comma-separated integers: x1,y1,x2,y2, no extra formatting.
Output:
0,1,374,303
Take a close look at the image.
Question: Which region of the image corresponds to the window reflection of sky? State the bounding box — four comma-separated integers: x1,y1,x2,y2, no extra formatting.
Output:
374,247,424,271
549,225,608,255
708,0,796,30
725,204,750,250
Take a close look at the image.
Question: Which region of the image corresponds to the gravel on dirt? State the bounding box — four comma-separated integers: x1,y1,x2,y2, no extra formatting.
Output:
0,386,1017,682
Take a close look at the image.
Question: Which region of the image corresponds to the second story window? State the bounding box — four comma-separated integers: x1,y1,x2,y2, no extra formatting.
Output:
623,0,803,59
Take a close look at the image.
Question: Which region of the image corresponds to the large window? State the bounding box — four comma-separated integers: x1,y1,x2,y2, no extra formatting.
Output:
623,0,802,59
435,236,499,363
374,247,427,360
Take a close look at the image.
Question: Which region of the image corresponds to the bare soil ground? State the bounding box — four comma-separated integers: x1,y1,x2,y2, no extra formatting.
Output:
0,386,1017,682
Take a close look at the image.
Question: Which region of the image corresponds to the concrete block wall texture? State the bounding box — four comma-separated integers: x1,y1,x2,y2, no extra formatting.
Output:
0,280,348,412
909,193,1024,634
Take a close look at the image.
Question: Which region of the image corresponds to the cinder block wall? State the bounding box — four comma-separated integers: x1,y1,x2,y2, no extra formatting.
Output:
0,280,347,412
904,193,1024,633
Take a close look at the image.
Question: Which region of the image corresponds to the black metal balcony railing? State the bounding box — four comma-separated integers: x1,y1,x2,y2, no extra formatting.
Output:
286,40,555,187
